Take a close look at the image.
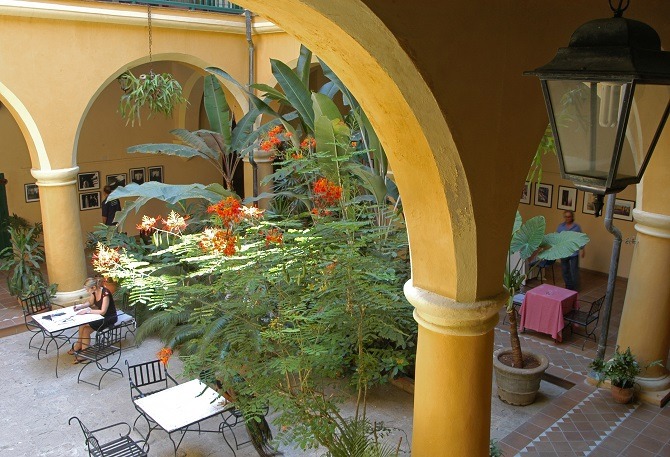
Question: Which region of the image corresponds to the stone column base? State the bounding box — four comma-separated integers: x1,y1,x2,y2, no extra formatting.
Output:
53,287,88,307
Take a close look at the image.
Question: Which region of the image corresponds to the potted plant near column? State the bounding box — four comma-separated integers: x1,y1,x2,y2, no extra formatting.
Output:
0,225,57,301
590,346,661,404
493,212,589,405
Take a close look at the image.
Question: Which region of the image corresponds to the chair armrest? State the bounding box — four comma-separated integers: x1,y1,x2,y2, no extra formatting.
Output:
89,421,132,437
166,370,179,386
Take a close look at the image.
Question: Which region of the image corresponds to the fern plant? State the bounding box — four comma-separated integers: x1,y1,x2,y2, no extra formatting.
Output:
118,70,187,126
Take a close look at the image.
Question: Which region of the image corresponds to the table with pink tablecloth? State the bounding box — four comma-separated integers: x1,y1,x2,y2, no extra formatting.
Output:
519,284,578,342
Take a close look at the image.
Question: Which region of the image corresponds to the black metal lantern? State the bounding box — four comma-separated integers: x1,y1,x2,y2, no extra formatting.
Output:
526,1,670,216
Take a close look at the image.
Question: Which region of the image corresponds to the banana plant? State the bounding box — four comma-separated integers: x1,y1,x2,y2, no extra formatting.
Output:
503,212,589,368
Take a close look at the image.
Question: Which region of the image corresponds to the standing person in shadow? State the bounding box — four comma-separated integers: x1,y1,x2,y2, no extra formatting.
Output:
101,185,121,226
557,210,586,291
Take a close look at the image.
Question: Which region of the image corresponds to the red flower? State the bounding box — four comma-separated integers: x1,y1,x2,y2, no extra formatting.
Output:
157,347,173,367
265,228,283,246
207,197,243,226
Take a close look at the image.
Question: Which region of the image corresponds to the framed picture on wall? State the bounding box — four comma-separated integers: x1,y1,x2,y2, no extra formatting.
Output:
534,183,553,208
80,191,101,211
148,166,163,183
130,168,145,185
613,198,635,221
520,181,531,205
106,173,127,188
582,192,597,215
24,183,39,203
557,186,577,211
77,171,100,191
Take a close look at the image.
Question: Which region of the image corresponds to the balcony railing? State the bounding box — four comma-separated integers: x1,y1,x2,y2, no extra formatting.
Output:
103,0,244,14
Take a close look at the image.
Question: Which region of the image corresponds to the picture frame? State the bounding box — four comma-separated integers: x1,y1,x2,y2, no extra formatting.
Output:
520,181,531,205
613,198,635,221
557,186,577,212
106,173,127,189
79,191,101,211
130,168,145,185
24,183,39,203
77,171,100,191
148,166,163,183
534,183,553,208
582,192,597,215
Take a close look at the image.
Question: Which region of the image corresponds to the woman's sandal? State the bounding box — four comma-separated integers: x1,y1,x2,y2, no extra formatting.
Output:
72,356,88,364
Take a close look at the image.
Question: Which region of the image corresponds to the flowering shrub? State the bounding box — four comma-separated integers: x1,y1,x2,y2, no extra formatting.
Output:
157,347,173,367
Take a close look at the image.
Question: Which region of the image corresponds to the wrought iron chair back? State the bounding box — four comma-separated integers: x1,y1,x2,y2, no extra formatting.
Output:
76,325,125,389
125,359,178,435
20,290,52,352
69,416,149,457
563,295,605,350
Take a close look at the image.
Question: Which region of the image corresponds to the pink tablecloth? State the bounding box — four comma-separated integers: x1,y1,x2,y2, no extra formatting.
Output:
519,284,578,342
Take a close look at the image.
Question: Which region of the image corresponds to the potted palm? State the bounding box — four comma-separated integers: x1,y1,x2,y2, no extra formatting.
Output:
0,225,57,300
590,346,661,404
493,212,589,405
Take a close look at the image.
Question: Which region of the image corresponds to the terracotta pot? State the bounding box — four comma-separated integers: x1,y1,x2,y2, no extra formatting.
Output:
611,385,635,404
103,279,119,294
493,348,549,406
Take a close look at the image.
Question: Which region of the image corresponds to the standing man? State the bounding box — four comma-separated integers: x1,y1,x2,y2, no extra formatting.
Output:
101,185,121,226
557,210,585,290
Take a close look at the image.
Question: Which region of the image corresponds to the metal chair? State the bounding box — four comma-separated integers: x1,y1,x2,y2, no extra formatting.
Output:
19,290,53,355
563,295,605,349
527,259,556,284
76,325,124,389
125,359,178,434
69,416,149,457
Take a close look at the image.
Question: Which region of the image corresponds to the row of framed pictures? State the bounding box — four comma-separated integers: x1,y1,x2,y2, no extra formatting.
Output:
24,166,165,206
520,181,635,221
75,167,164,211
77,166,164,192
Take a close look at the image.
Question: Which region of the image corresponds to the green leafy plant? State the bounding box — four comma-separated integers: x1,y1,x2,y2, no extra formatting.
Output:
502,212,589,368
490,439,504,457
0,226,56,298
590,346,661,389
118,70,187,126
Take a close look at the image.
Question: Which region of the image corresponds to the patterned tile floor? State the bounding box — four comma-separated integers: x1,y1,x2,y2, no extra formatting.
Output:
2,268,669,456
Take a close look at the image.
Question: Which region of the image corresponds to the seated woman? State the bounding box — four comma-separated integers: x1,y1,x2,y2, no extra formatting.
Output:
68,277,117,362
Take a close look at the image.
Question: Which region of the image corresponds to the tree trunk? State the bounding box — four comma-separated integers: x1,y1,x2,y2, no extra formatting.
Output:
507,309,525,368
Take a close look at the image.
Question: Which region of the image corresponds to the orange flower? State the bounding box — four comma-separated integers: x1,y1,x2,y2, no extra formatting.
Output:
92,243,121,272
162,210,188,233
199,228,238,256
265,228,283,246
207,197,243,226
137,215,160,234
157,347,173,367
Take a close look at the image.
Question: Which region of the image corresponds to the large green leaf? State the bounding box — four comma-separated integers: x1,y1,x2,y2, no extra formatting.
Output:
344,162,387,206
231,107,261,152
538,231,590,261
510,215,545,260
207,66,299,149
250,83,289,104
270,59,315,132
127,143,202,159
109,182,232,227
171,129,212,154
313,115,339,180
203,74,232,146
109,182,227,204
312,92,342,123
295,44,312,86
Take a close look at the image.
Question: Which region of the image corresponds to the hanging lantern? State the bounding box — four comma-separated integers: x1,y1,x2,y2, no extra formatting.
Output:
525,1,670,216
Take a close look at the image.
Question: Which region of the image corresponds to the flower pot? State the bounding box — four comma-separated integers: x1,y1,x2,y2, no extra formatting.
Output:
103,279,119,294
611,385,635,404
493,348,549,406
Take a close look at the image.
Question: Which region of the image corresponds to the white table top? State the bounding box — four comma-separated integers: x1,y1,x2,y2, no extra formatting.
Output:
32,306,103,333
134,379,229,433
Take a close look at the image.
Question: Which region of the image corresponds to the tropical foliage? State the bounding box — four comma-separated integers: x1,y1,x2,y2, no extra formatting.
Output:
118,70,187,126
503,212,589,368
0,225,56,298
99,46,412,455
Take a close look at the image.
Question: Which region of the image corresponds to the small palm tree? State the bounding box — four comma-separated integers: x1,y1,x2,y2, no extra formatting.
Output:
502,212,589,368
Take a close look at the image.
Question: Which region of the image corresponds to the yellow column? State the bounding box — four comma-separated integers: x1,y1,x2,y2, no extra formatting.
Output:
31,167,88,305
405,280,505,456
616,209,670,406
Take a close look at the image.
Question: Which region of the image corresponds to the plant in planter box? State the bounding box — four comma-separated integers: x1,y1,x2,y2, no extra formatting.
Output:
590,346,662,404
493,212,589,405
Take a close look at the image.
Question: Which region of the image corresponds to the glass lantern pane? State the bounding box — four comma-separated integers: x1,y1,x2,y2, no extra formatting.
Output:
619,84,670,180
546,80,628,180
